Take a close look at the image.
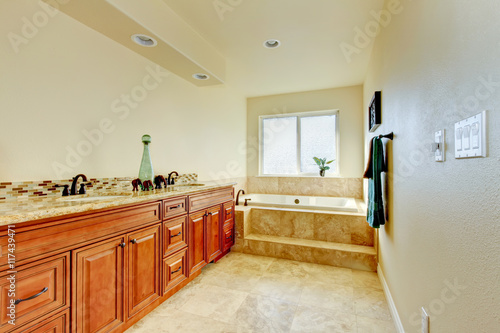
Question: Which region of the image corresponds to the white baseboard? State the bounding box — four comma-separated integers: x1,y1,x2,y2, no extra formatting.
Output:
378,264,405,333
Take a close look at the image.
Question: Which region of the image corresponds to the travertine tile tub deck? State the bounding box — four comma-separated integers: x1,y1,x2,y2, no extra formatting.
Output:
233,204,377,272
126,252,396,333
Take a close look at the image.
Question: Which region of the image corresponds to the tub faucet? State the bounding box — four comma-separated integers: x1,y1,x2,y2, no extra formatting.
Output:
167,171,179,185
244,198,251,206
70,174,91,195
236,189,245,205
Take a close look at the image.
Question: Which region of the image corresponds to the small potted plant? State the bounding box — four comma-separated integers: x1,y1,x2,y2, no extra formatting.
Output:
313,157,334,177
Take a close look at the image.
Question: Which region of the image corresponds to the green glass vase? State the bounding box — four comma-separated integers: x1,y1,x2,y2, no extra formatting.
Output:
138,134,154,184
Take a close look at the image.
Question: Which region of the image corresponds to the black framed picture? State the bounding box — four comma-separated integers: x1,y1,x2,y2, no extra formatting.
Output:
369,91,381,132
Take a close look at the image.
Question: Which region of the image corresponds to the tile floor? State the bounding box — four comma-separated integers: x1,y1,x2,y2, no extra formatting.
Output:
126,252,396,333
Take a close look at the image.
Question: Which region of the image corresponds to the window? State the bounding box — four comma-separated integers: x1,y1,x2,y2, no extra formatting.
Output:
260,110,338,176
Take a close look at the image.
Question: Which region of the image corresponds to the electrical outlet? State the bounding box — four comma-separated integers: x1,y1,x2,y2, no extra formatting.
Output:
422,307,429,333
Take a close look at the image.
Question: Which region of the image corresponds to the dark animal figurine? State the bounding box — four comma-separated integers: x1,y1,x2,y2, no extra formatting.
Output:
154,175,167,189
132,178,143,191
142,180,153,191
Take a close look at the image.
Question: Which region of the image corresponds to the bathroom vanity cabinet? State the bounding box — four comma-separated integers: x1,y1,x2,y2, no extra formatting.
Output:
0,186,235,333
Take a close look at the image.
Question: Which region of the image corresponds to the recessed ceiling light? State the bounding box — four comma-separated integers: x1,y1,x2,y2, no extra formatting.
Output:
263,39,281,49
131,34,158,47
192,73,210,80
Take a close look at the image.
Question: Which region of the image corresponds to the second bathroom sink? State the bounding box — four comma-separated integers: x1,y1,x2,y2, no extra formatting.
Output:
61,195,130,202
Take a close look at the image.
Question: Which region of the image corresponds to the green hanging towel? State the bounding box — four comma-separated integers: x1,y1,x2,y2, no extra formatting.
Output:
363,137,387,228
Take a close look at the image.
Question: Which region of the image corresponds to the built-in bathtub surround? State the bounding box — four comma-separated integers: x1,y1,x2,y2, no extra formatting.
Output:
247,176,363,198
234,207,376,272
0,174,198,201
250,209,373,246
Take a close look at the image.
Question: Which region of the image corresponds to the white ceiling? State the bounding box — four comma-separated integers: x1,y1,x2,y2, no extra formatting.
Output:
162,0,385,97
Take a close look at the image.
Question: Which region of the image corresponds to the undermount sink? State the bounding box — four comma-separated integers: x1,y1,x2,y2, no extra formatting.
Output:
61,195,130,202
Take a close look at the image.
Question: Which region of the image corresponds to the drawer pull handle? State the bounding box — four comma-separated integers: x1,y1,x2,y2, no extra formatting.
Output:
171,204,182,209
226,235,232,239
171,232,182,238
131,239,137,244
171,266,182,274
14,287,48,305
119,242,126,248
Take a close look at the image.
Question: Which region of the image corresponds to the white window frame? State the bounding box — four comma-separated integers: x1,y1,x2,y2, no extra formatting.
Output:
258,109,340,177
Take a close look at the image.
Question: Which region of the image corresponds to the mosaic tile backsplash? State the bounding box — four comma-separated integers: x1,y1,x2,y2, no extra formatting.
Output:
0,173,198,201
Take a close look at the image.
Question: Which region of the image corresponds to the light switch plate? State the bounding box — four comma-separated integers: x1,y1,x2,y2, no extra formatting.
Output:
454,111,487,159
435,129,445,162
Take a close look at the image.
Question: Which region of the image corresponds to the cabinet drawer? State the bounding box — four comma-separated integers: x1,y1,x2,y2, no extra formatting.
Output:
223,226,234,252
163,216,188,257
189,188,233,212
163,249,188,294
17,309,69,333
0,254,69,333
222,201,234,225
163,197,187,219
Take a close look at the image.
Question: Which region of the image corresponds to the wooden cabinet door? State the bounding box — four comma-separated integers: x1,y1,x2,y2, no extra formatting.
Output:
188,211,207,276
207,205,222,263
127,225,161,319
73,236,125,333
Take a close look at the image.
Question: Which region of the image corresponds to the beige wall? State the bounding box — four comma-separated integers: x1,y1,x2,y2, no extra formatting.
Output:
364,0,500,331
247,86,364,178
0,0,246,183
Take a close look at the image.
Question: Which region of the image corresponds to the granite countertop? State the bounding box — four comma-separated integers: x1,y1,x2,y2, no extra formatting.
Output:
0,181,235,226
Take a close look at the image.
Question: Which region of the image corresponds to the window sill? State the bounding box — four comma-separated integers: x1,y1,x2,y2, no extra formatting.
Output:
256,174,341,178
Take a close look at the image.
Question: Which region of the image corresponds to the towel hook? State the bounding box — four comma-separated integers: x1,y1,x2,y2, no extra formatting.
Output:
378,132,394,140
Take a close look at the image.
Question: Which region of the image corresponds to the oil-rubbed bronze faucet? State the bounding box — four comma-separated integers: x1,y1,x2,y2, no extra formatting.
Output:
235,189,245,205
167,171,179,185
70,174,91,195
55,184,70,196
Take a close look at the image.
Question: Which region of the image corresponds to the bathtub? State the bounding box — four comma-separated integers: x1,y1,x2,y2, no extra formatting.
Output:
239,193,359,212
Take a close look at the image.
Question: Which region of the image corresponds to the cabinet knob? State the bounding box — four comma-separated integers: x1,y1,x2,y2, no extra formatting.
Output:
119,242,126,248
131,239,137,244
